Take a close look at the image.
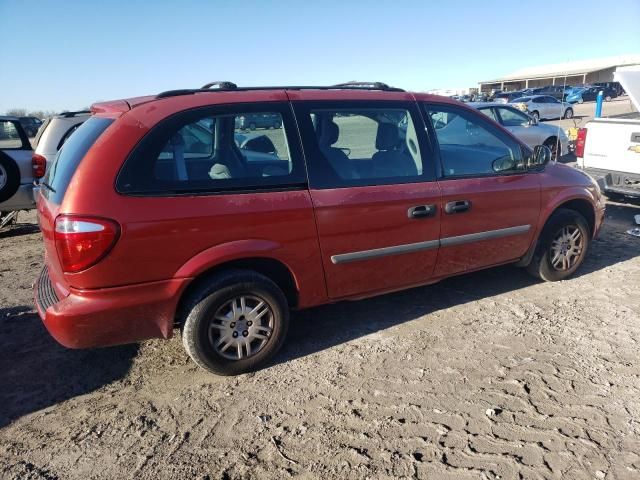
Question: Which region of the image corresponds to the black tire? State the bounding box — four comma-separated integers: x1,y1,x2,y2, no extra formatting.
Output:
605,95,612,102
0,153,21,203
181,270,289,375
578,98,584,104
543,137,559,160
563,108,573,119
531,111,540,122
527,209,590,282
249,123,256,131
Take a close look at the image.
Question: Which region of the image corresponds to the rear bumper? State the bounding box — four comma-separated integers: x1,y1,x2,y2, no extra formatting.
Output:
34,266,189,349
581,167,640,198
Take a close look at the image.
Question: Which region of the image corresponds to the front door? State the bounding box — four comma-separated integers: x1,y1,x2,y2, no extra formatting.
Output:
293,100,441,299
423,103,540,278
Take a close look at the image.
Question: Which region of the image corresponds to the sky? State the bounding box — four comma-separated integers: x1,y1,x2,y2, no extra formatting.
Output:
1,0,639,113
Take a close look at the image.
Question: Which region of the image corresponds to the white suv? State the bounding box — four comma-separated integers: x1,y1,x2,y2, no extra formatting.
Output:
0,116,36,227
33,110,91,172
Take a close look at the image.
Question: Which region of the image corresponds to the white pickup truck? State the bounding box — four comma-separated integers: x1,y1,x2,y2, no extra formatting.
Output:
577,66,640,199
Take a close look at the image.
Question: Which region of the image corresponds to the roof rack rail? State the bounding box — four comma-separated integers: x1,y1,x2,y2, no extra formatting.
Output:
332,81,396,90
156,82,405,99
201,81,238,90
59,110,91,117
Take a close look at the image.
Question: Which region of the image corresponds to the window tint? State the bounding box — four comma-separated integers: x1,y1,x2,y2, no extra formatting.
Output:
426,105,524,177
0,121,23,149
43,117,114,204
118,109,303,195
496,107,529,126
303,107,424,188
533,96,545,103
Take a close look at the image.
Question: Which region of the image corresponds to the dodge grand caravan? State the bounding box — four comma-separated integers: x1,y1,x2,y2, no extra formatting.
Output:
34,82,606,375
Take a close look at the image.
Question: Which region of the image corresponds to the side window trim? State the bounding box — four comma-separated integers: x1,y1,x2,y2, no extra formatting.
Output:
291,99,438,190
116,102,308,196
420,102,529,180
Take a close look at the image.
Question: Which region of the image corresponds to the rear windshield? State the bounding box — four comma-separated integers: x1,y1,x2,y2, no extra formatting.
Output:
43,117,113,204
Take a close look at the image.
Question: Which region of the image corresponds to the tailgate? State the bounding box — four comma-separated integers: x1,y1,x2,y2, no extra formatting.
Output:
582,118,640,175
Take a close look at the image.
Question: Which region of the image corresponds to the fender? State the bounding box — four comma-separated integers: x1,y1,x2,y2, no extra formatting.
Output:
174,238,288,279
516,186,599,267
538,186,598,234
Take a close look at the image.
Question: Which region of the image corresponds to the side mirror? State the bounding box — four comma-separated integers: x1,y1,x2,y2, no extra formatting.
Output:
528,145,552,168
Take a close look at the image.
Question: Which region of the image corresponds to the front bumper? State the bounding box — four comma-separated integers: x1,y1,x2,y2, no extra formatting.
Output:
34,266,189,349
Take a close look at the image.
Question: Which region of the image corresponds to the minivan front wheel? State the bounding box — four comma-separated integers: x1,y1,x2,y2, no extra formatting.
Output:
527,209,590,282
181,270,289,375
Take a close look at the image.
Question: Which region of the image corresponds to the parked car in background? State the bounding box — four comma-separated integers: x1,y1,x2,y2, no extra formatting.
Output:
236,113,282,130
578,66,640,199
565,86,617,104
33,82,604,375
33,110,90,175
492,91,525,104
529,85,572,100
18,116,43,137
593,81,625,97
0,116,40,227
471,103,569,159
510,95,574,122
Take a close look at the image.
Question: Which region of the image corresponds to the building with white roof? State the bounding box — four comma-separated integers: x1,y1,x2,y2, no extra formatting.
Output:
479,54,640,92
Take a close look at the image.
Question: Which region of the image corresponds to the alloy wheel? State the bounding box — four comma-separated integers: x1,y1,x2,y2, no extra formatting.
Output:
549,225,584,271
208,295,274,360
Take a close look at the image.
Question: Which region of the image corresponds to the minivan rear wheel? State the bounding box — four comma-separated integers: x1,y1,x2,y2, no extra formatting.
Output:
527,209,590,282
181,270,289,375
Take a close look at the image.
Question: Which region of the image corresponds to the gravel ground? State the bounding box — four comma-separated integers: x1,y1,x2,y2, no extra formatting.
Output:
1,201,639,480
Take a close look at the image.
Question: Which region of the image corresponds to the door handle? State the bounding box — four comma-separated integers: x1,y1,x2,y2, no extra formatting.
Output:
408,204,436,219
444,200,472,214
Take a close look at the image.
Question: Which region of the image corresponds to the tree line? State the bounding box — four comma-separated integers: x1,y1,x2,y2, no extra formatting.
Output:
4,108,88,118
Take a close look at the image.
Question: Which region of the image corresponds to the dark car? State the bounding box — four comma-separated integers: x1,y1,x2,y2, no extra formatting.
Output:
236,113,282,130
593,82,625,97
566,86,618,104
18,117,43,137
529,85,572,100
33,82,605,375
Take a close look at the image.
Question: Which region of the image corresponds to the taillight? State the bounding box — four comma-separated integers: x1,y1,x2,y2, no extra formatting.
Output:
32,153,47,179
575,128,587,158
54,216,119,273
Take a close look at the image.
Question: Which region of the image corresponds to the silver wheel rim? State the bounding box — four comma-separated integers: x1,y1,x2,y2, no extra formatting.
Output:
0,164,7,190
208,295,274,360
550,225,584,271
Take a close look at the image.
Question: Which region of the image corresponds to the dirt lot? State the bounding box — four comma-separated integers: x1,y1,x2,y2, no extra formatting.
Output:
1,200,640,480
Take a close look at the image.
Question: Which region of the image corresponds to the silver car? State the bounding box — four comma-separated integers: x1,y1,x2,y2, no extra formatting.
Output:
0,116,35,227
508,95,574,122
470,103,569,159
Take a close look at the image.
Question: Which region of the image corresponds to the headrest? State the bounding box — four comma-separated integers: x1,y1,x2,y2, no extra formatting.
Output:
321,121,340,146
376,123,399,150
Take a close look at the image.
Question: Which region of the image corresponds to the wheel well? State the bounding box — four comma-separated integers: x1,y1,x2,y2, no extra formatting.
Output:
553,199,595,236
174,257,298,326
543,136,558,145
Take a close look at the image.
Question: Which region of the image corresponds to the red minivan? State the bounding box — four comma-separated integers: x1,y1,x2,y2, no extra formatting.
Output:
34,82,605,375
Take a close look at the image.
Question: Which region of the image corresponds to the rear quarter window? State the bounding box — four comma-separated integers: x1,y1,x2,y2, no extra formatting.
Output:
43,117,113,204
